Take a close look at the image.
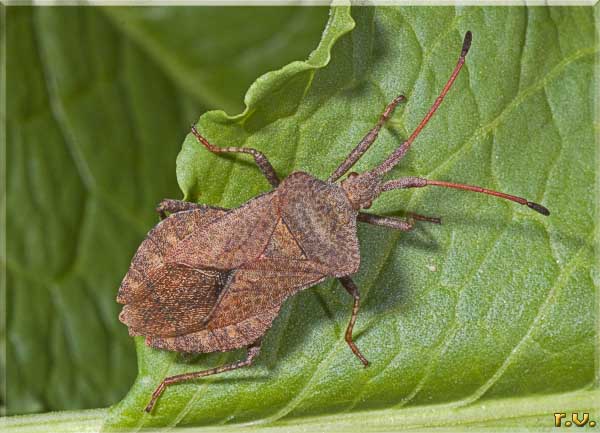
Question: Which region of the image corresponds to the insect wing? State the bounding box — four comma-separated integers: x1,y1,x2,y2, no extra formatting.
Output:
167,192,280,270
146,256,328,353
118,206,232,337
229,256,328,310
145,215,330,352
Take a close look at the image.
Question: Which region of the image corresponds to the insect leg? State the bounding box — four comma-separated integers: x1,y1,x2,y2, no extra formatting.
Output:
406,212,442,224
155,199,202,220
191,125,280,188
145,338,262,413
357,212,441,231
328,95,406,183
338,277,369,367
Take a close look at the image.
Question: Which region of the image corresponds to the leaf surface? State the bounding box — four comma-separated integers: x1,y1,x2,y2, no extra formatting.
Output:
106,5,597,430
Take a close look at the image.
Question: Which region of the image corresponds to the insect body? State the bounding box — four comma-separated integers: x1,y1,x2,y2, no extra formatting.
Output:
117,31,549,413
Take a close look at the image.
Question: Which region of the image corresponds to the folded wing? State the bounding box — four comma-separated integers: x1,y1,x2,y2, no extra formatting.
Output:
117,205,230,337
146,218,330,353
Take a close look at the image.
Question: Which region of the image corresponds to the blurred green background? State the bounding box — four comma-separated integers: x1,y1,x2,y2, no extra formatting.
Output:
4,6,328,415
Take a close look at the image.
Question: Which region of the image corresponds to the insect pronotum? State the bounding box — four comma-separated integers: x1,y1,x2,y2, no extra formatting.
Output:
117,31,549,413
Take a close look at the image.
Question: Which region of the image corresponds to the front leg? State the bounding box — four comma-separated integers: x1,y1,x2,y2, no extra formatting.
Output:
338,277,369,367
357,212,441,231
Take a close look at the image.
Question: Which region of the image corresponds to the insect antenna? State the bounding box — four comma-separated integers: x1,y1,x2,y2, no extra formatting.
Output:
372,31,472,176
381,177,550,216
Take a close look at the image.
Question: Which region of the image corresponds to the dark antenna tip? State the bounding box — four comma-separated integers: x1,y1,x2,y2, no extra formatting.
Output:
461,31,472,57
527,201,550,216
394,94,407,103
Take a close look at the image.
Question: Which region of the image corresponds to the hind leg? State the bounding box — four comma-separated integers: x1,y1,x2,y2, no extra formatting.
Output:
145,339,262,413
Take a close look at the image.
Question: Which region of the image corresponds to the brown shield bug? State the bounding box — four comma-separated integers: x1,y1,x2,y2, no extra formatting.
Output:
117,31,549,413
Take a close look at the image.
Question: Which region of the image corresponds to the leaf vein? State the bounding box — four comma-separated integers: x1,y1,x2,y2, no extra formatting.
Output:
450,240,591,407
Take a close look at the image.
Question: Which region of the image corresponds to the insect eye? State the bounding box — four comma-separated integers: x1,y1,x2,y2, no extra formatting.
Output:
348,172,358,179
363,200,373,209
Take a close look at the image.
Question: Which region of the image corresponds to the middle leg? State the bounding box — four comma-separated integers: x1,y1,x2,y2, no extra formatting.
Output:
191,125,280,188
155,199,229,220
338,276,369,367
156,199,202,220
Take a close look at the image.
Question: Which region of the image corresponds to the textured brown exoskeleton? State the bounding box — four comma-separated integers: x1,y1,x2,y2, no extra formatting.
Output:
117,32,550,413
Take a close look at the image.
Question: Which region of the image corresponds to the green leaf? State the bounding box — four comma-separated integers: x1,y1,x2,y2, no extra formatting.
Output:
3,389,600,432
5,5,327,415
106,4,597,430
101,6,330,114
